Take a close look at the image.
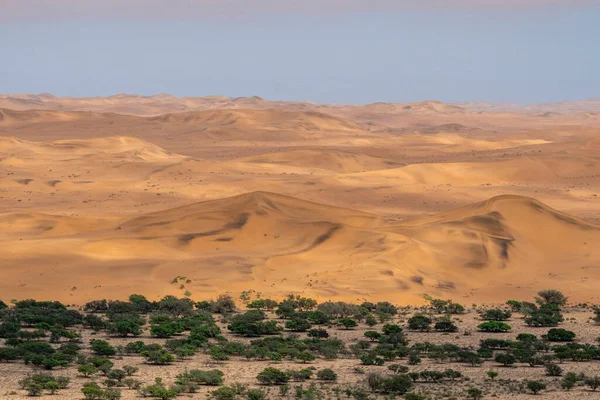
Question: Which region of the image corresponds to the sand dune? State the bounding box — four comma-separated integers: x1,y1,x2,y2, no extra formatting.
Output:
146,109,366,141
0,191,598,304
239,149,403,173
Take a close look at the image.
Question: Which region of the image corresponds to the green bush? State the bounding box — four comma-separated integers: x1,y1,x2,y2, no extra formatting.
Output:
140,378,179,400
494,353,516,367
90,340,116,356
545,328,576,342
338,318,358,329
467,387,483,400
477,321,511,332
176,369,224,386
585,376,600,391
535,290,567,307
434,320,458,332
480,308,511,321
211,386,237,400
142,349,175,365
81,382,104,400
257,368,289,385
545,364,562,376
380,374,414,394
246,389,267,400
526,380,547,394
407,314,431,331
525,304,563,327
317,368,337,381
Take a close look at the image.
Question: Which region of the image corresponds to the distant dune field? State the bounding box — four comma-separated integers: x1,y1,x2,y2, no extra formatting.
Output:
1,95,599,304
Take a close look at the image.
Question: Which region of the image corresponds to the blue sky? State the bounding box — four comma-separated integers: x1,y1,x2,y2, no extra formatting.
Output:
0,1,598,104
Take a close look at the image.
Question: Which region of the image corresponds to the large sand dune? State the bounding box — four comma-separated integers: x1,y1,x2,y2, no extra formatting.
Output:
0,191,599,304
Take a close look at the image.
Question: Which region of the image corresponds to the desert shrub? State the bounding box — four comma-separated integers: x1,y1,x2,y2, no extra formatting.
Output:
140,378,179,399
434,319,458,332
285,318,311,332
123,341,146,354
287,368,313,382
545,363,563,376
19,373,69,396
545,328,576,342
142,349,175,365
0,346,23,362
296,351,316,363
423,295,465,314
81,382,104,400
78,364,98,377
316,368,337,381
535,290,567,307
247,299,278,311
316,301,359,319
445,369,463,381
363,331,381,342
122,365,138,376
107,317,143,337
228,311,282,337
495,353,516,367
338,318,358,329
275,300,297,319
467,387,484,400
211,294,237,314
487,371,498,379
104,388,122,400
408,353,421,365
306,310,330,325
90,340,116,356
307,328,329,339
174,344,196,360
176,369,224,386
360,354,385,366
517,333,537,342
123,378,142,390
585,376,600,391
257,368,290,385
420,370,446,382
407,314,431,331
560,372,580,390
525,304,563,327
246,389,267,400
150,321,184,338
481,308,511,321
526,380,547,394
506,300,522,312
478,321,511,332
157,295,194,317
379,374,414,394
107,369,126,383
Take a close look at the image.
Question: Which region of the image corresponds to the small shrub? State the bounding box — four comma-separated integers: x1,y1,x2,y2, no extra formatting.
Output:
545,328,576,342
478,321,511,332
526,380,547,394
545,364,562,376
316,369,337,381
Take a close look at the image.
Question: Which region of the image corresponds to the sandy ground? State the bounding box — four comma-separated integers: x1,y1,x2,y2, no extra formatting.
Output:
0,97,599,305
2,308,600,399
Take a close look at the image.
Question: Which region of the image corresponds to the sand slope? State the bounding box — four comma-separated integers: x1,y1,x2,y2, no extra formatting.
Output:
0,191,598,304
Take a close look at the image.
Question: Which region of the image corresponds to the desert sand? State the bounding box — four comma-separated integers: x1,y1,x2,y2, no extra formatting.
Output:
1,95,600,305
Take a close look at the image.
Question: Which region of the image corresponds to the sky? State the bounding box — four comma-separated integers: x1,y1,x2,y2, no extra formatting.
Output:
0,0,599,104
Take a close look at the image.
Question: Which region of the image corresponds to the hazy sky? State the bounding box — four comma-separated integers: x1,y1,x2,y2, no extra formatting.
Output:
1,0,599,104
